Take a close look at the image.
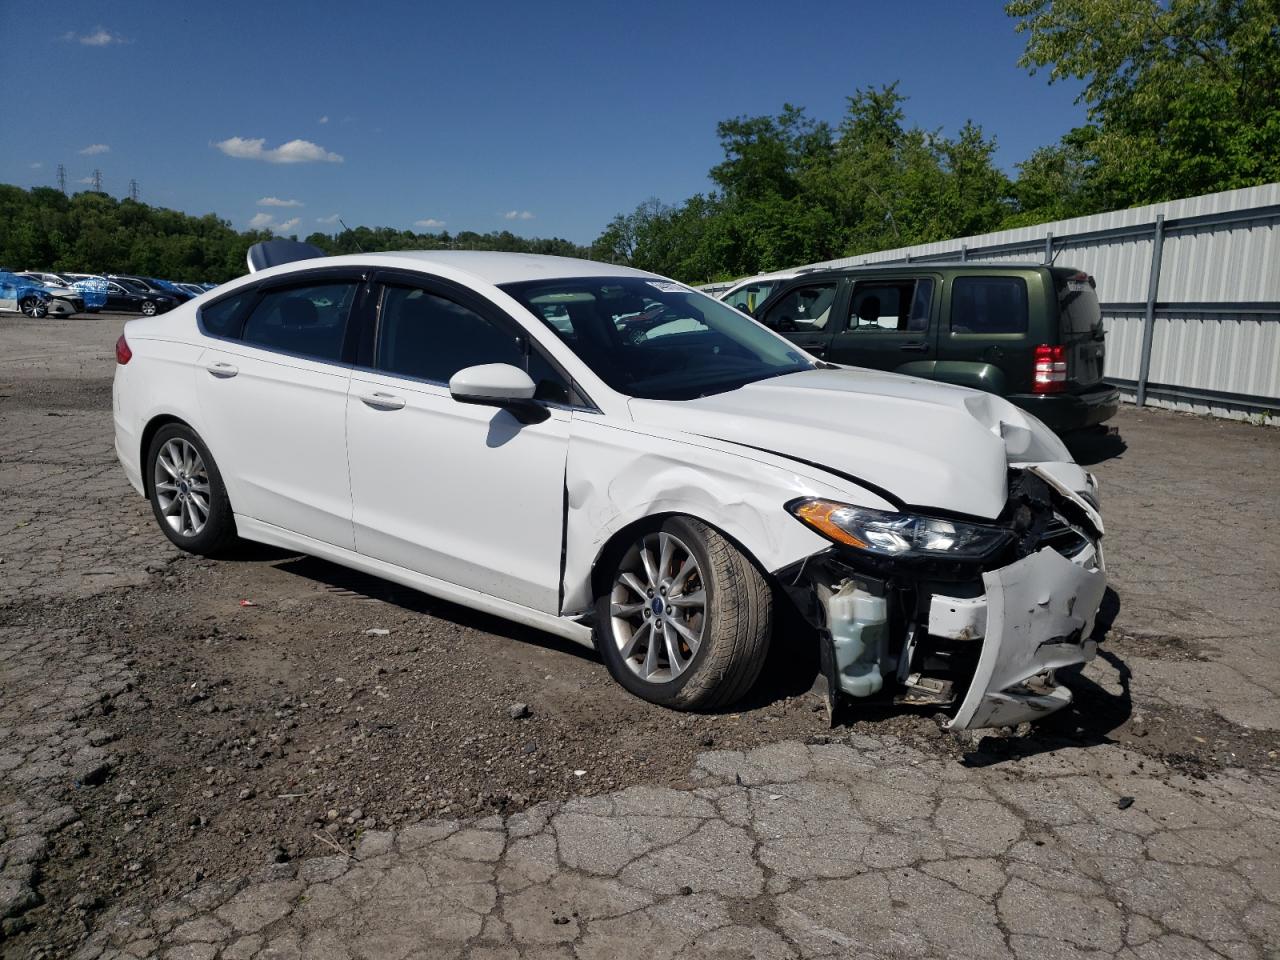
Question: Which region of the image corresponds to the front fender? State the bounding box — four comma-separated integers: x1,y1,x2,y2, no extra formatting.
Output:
560,416,894,616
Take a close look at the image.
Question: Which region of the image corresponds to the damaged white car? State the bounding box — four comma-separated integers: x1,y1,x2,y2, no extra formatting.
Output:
112,241,1106,730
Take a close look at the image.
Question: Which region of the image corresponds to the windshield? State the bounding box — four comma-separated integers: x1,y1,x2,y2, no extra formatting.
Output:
501,276,813,401
722,280,780,315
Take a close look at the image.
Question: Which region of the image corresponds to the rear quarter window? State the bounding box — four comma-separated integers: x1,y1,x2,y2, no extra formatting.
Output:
950,276,1028,335
198,290,253,338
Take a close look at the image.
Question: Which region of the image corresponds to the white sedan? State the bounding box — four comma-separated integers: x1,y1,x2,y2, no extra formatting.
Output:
112,242,1107,729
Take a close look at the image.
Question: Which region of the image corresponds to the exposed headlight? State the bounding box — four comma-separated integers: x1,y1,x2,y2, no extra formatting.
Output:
788,498,1011,559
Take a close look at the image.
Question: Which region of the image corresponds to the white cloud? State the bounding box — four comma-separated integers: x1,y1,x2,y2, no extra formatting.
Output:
248,212,276,229
214,136,343,164
63,27,128,46
257,196,303,208
79,143,110,156
503,210,535,221
275,217,301,233
414,218,446,229
318,115,329,124
30,162,42,170
76,176,96,185
316,213,341,224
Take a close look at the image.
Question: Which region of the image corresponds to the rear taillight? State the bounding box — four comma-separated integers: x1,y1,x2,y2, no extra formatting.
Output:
1033,343,1067,393
115,334,132,365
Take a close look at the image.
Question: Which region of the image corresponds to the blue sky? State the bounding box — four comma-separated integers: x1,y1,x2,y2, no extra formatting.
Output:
0,0,1085,244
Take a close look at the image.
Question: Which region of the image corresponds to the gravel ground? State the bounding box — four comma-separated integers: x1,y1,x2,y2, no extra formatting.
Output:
1,313,1277,958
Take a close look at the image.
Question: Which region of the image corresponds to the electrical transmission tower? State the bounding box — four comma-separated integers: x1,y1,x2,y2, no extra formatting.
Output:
128,179,139,201
56,164,67,194
91,169,103,192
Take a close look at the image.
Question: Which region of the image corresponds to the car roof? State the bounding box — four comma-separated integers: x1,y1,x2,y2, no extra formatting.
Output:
265,251,659,287
799,260,1053,275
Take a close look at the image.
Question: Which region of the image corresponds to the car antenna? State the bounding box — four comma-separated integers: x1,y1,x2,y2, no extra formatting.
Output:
337,218,364,253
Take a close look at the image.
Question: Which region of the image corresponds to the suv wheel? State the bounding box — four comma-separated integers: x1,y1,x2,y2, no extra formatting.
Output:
146,424,236,555
595,516,772,710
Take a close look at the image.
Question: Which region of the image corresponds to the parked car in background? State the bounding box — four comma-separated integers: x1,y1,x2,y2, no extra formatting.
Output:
15,274,86,316
109,275,191,304
102,277,178,315
752,262,1119,433
718,267,818,315
0,271,54,317
177,283,208,298
111,242,1108,731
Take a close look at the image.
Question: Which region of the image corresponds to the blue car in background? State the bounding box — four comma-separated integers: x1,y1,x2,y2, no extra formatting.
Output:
0,272,56,318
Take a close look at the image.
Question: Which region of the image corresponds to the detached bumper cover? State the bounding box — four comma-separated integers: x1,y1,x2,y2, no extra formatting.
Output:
946,544,1105,730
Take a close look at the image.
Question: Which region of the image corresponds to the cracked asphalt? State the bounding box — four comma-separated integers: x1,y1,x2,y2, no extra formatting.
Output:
2,314,1278,959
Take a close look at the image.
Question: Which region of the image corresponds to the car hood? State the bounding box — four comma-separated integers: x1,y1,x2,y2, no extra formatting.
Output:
627,367,1072,519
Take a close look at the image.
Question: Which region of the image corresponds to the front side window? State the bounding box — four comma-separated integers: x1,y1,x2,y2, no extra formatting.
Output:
724,281,777,315
950,276,1029,335
759,282,838,333
240,280,357,362
848,278,933,333
501,277,812,401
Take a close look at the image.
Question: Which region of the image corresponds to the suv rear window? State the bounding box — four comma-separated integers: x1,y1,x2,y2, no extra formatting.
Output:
1057,276,1102,334
950,277,1028,335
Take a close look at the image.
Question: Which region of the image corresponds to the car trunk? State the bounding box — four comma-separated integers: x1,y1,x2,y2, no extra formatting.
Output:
1053,270,1105,390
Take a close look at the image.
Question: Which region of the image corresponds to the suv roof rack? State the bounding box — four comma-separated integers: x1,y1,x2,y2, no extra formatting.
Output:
246,239,327,274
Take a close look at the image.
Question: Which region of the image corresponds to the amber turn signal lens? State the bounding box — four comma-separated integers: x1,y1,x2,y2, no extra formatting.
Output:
793,499,868,548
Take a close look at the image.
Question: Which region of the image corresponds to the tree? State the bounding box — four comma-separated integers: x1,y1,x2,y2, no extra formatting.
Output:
1006,0,1280,204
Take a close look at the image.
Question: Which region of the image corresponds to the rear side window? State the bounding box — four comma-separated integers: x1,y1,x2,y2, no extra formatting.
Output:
848,278,933,332
240,280,358,363
1057,276,1102,334
199,291,251,338
950,277,1028,335
760,282,838,332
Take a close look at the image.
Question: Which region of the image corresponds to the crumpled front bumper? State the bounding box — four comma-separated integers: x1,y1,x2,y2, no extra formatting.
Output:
938,542,1105,730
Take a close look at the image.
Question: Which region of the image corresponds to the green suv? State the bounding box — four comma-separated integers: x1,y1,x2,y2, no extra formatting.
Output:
750,262,1119,433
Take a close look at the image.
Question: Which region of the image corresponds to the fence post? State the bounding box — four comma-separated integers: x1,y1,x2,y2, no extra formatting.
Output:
1136,215,1166,408
1044,232,1053,263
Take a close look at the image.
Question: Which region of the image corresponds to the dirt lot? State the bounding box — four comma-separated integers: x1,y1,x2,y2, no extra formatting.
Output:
1,313,1278,958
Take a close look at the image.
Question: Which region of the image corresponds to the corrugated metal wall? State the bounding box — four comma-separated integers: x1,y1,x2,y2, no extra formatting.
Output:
718,184,1280,420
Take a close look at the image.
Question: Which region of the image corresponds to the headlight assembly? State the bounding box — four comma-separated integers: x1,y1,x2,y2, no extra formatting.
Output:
788,498,1011,559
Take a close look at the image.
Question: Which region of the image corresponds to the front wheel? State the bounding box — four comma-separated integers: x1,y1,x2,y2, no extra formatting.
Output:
146,424,237,555
595,516,772,710
19,297,47,318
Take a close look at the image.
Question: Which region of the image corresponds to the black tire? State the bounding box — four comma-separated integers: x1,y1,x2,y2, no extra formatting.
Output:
594,516,773,710
19,297,47,319
146,423,237,556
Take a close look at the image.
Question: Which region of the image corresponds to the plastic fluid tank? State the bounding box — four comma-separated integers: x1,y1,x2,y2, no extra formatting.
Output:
828,586,886,697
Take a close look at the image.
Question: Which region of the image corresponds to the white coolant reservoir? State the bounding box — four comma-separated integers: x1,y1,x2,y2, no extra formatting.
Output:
827,582,887,698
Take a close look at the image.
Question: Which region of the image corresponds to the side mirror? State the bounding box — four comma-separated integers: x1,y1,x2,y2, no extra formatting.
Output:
449,363,548,424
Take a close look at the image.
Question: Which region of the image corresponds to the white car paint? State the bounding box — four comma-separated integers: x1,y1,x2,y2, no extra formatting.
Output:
113,250,1107,728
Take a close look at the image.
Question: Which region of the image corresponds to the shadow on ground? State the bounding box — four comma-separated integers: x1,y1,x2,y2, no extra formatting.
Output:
1064,425,1128,465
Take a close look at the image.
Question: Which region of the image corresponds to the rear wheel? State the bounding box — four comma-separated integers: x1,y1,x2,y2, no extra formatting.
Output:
140,300,158,316
595,516,772,710
146,424,236,555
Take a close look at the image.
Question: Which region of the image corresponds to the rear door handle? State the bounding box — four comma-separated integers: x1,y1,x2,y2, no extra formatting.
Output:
360,392,406,411
899,342,929,353
206,361,238,378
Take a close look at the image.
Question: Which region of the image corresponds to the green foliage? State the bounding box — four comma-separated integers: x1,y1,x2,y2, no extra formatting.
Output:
599,1,1278,283
0,186,590,282
1006,0,1280,205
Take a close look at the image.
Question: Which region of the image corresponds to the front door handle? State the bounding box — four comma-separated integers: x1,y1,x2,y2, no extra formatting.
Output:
360,392,406,411
206,361,238,378
899,342,929,353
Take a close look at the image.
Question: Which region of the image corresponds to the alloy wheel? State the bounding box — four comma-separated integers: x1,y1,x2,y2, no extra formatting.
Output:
141,300,157,316
153,438,211,537
609,531,707,683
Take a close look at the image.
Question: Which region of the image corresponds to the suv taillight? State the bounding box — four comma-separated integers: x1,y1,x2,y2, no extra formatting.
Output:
115,334,132,365
1033,343,1066,394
